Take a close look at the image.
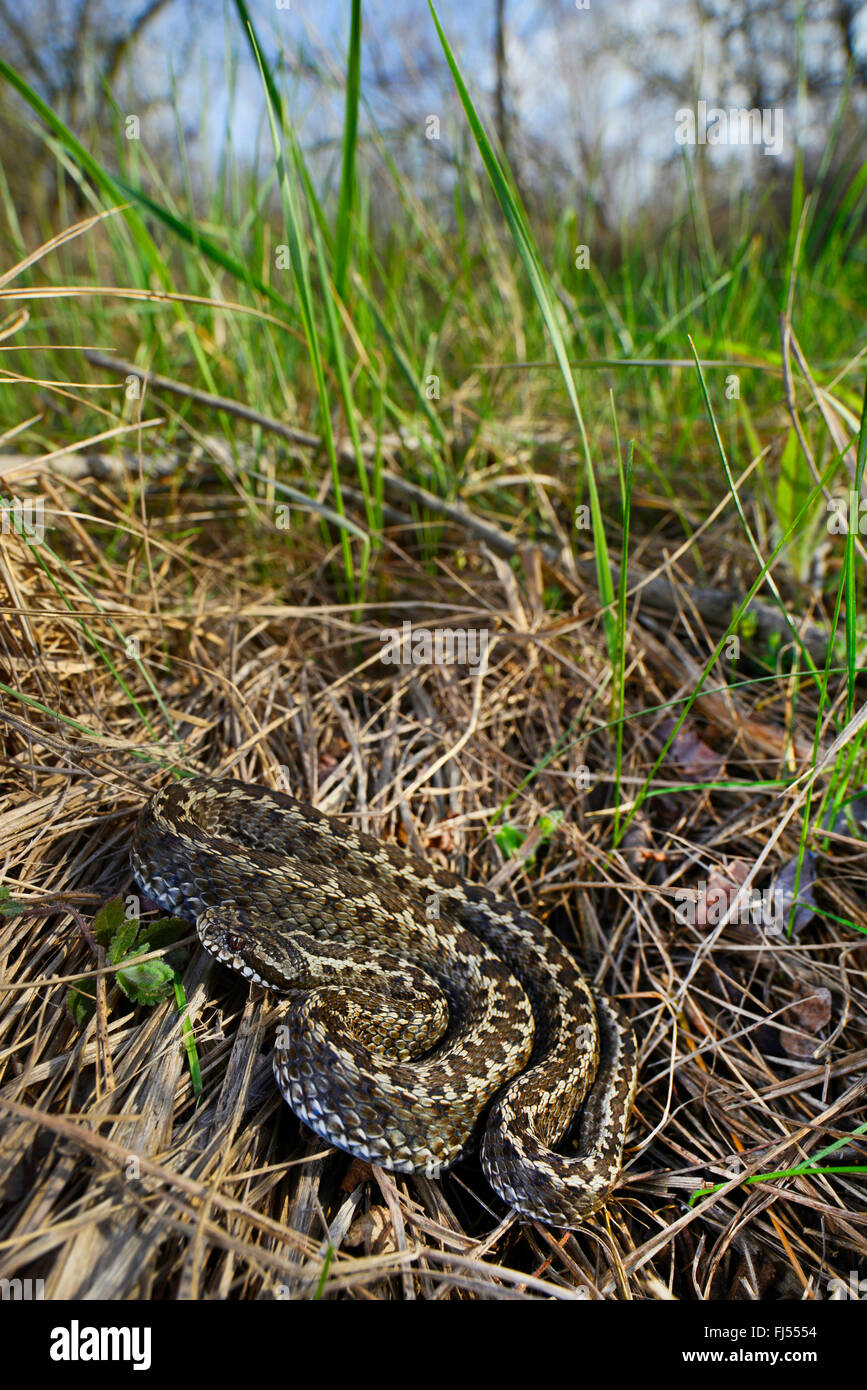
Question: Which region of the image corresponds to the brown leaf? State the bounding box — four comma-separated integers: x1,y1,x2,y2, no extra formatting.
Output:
346,1206,396,1254
340,1156,374,1194
620,812,666,876
779,983,832,1058
658,718,726,780
426,821,457,855
695,861,752,926
791,984,832,1033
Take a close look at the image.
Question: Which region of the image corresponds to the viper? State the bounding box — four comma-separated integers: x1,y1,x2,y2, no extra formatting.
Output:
131,776,637,1228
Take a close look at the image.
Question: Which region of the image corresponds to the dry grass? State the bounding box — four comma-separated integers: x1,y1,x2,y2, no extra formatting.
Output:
1,438,865,1300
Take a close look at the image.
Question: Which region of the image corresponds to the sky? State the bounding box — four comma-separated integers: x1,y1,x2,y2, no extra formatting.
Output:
164,0,864,213
18,0,867,219
165,1,663,209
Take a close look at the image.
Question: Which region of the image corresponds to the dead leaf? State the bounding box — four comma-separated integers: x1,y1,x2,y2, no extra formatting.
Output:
346,1206,396,1254
766,853,817,935
695,861,752,926
779,983,832,1058
658,718,726,780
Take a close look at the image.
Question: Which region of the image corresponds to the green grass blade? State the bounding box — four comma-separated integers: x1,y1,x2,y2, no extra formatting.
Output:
688,335,820,678
232,0,284,126
243,21,357,598
428,2,616,659
335,0,362,300
614,427,634,841
616,453,840,843
844,378,867,721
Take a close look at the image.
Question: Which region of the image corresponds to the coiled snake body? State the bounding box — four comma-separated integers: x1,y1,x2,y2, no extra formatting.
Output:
131,777,637,1227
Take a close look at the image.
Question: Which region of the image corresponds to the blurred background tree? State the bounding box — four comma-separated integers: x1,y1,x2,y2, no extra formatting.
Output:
0,0,864,246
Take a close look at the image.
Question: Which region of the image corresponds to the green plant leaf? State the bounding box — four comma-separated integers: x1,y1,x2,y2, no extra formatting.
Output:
0,885,23,917
494,825,525,858
107,915,139,964
92,896,127,946
67,978,97,1028
117,949,178,1006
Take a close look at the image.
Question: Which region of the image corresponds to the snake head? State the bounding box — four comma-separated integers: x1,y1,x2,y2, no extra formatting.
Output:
195,905,299,991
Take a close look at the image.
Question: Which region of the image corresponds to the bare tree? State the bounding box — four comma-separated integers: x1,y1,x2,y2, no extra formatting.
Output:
494,0,510,167
0,0,180,128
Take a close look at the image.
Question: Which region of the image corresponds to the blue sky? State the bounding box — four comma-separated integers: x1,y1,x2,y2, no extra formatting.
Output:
109,0,867,217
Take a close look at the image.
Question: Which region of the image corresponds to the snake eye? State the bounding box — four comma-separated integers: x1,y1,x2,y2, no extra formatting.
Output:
224,930,245,954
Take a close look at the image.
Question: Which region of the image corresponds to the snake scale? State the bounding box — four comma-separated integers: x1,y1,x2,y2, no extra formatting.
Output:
131,777,637,1228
